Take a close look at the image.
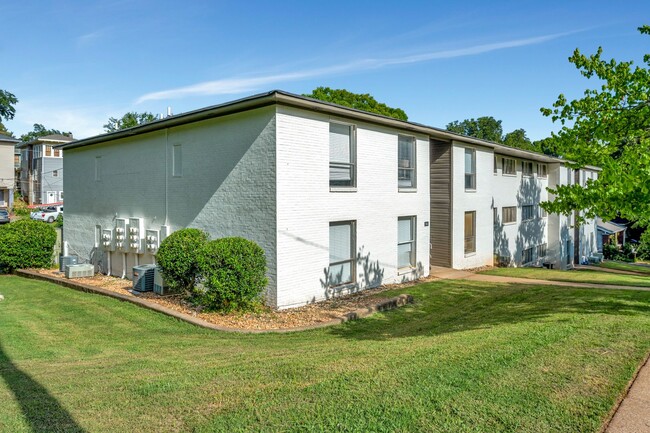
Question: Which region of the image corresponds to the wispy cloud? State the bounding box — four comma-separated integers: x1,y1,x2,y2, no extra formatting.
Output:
136,32,572,104
76,28,109,47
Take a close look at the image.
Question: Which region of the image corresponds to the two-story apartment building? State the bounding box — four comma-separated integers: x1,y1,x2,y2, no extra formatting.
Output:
0,133,19,208
58,90,599,309
18,134,73,205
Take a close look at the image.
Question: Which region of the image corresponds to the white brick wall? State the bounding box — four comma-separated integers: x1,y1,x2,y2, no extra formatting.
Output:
275,106,430,308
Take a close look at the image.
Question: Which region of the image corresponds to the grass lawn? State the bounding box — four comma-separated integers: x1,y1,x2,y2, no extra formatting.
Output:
1,276,650,432
480,266,650,287
599,261,650,275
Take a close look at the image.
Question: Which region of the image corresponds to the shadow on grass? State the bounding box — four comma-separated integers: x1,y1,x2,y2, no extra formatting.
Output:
0,342,87,433
328,280,650,341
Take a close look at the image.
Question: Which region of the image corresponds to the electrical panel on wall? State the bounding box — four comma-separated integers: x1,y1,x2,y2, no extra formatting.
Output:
128,217,144,254
101,228,115,251
115,218,127,252
145,229,160,254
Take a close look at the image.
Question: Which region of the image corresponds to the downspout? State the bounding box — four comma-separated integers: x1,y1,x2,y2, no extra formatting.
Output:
164,128,169,226
106,251,111,277
121,253,126,279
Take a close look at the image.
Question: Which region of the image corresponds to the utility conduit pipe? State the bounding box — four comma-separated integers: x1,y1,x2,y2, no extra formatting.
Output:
121,253,127,279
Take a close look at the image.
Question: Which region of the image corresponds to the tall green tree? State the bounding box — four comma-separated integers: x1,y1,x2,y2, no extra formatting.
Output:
303,87,408,120
103,111,157,132
20,124,72,143
0,121,14,137
540,25,650,224
446,116,504,143
503,128,534,151
0,90,18,122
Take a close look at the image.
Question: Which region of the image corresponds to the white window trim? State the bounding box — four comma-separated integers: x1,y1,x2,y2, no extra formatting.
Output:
397,216,416,271
398,135,417,191
329,122,356,190
502,157,517,176
502,206,517,224
328,220,356,288
464,148,476,191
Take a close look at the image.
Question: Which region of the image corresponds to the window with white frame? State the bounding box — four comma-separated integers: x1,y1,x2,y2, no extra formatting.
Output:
464,211,476,254
503,206,516,224
398,216,416,269
52,170,58,177
522,161,534,177
522,205,535,221
330,123,355,187
493,207,498,225
538,163,547,178
328,221,356,286
522,247,534,265
398,135,416,188
45,145,52,157
465,148,476,190
537,243,547,258
493,155,497,174
33,145,42,159
502,157,516,175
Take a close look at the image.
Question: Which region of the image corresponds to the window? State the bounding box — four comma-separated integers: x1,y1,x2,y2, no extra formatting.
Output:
538,163,547,178
493,207,498,225
330,123,355,187
328,221,356,286
522,247,534,265
398,216,416,269
464,148,476,190
173,144,182,177
502,157,516,175
522,205,535,221
33,145,42,159
567,167,573,185
52,170,58,177
502,206,516,224
59,191,64,201
493,155,497,174
398,135,416,188
522,161,534,177
54,148,60,157
464,211,476,254
45,145,52,157
537,243,547,258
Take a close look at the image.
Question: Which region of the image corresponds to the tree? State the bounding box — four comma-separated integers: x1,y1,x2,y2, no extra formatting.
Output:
103,111,157,133
303,87,408,120
540,25,650,225
0,121,14,137
446,116,503,143
20,124,71,143
0,90,18,122
503,128,534,151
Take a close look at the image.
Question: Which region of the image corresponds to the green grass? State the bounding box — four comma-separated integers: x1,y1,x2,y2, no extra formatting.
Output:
599,261,650,275
480,266,650,287
1,276,650,432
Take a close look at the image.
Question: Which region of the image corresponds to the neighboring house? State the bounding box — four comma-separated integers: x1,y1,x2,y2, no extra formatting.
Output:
58,90,599,309
596,218,627,252
18,134,73,205
0,133,20,208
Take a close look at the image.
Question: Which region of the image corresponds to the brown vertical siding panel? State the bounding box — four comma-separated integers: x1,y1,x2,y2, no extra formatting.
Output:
430,140,452,267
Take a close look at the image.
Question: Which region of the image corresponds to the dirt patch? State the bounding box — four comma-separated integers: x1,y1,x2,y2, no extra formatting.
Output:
34,269,426,330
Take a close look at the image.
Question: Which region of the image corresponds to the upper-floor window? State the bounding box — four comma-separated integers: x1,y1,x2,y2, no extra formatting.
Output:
502,157,516,175
493,155,498,174
33,145,42,159
329,123,355,188
398,135,416,188
503,206,516,224
465,148,476,190
45,145,52,157
522,205,535,221
54,148,60,157
538,163,547,178
522,161,534,177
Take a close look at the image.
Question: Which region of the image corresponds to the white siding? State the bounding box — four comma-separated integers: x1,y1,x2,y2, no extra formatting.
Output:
275,106,430,309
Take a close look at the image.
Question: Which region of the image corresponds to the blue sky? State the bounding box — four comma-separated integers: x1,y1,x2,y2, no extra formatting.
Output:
1,1,648,140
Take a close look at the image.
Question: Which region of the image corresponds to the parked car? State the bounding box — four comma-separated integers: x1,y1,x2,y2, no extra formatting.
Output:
30,205,63,223
0,209,9,224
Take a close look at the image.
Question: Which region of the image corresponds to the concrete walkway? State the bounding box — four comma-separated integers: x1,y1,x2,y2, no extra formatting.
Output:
429,266,650,433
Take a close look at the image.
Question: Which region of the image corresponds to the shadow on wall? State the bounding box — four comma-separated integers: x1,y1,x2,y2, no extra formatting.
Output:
514,177,547,266
560,223,572,267
493,198,511,266
0,342,88,433
320,246,386,299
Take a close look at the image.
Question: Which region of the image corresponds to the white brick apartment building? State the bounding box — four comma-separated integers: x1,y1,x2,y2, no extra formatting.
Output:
58,91,598,309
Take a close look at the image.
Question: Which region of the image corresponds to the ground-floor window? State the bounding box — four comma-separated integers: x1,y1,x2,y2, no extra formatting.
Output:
464,211,476,254
522,247,534,264
328,221,356,286
398,216,416,269
537,243,547,258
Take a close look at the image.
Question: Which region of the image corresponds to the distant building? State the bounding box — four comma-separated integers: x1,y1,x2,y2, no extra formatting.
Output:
18,134,73,205
0,133,20,208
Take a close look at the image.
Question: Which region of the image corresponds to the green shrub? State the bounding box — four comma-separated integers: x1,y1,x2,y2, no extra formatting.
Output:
157,228,209,292
603,243,619,260
0,219,57,273
54,214,63,228
196,237,267,312
11,197,30,217
636,231,650,260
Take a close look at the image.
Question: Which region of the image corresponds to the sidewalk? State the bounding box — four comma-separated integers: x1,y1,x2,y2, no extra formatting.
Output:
429,266,650,433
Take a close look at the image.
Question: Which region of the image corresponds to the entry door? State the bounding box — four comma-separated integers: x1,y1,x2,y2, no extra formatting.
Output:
46,191,56,203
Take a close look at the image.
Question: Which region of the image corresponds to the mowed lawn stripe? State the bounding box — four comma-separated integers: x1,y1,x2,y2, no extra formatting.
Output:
1,275,649,432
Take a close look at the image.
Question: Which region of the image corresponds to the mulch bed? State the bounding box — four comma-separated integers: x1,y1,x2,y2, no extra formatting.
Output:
33,269,424,330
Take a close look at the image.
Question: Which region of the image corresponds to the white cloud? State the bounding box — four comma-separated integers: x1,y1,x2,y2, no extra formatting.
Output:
136,32,572,103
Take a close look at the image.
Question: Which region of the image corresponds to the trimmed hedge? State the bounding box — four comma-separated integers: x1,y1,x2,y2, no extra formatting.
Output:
197,237,268,312
0,219,57,273
157,228,209,292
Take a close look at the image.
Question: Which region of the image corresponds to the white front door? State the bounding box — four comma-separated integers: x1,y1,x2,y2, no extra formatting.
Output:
46,191,56,204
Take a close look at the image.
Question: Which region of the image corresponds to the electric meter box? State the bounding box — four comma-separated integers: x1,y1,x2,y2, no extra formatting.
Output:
101,228,115,251
145,229,160,254
128,218,144,254
115,218,127,252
